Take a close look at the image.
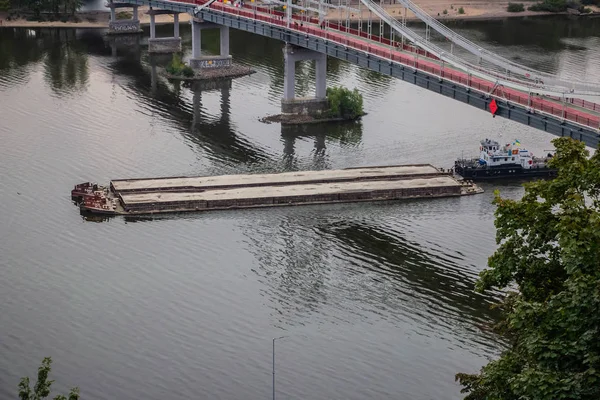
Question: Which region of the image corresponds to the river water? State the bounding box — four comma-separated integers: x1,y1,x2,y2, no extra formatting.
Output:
0,16,598,400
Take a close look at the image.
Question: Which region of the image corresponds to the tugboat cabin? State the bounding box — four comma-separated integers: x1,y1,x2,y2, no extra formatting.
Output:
479,139,534,169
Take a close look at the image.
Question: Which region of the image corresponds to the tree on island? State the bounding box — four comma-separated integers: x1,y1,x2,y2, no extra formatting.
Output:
18,357,79,400
456,137,600,399
326,86,364,120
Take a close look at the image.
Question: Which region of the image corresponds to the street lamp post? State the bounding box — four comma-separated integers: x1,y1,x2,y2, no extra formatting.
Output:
272,336,288,400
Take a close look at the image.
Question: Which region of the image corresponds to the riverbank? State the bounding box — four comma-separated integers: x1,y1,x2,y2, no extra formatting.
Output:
1,2,598,29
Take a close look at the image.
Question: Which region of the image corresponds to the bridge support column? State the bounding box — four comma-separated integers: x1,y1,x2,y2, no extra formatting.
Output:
281,44,328,116
189,18,232,69
107,1,142,35
147,9,182,53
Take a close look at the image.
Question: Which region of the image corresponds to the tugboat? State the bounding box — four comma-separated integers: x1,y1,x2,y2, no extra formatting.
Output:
453,139,557,181
71,182,106,201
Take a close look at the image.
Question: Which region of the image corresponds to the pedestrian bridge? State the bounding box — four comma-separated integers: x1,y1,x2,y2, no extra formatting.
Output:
109,0,600,148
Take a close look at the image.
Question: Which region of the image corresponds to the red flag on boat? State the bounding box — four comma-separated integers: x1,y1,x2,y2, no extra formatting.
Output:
489,99,498,116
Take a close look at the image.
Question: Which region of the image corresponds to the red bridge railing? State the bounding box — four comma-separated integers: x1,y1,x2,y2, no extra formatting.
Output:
180,0,600,130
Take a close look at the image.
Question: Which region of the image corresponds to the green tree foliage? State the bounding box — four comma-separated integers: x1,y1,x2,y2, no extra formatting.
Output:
507,2,525,12
456,137,600,400
4,0,82,18
528,0,568,12
325,86,364,119
18,357,80,400
166,53,195,78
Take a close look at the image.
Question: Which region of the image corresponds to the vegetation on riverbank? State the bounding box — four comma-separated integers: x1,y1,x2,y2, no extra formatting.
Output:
507,2,525,12
166,54,195,78
507,0,596,12
456,137,600,400
0,0,83,21
19,357,79,400
527,0,596,12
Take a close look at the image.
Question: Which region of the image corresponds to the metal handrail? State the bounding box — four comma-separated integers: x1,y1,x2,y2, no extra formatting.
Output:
360,0,600,97
390,0,600,94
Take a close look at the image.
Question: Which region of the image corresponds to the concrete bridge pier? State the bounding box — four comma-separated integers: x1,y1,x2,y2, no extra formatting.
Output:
281,44,328,116
107,1,142,34
147,9,182,53
189,18,232,69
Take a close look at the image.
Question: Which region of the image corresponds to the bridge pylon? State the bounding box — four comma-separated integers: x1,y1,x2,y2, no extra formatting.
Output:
281,43,328,116
189,17,232,69
147,8,182,53
106,1,142,34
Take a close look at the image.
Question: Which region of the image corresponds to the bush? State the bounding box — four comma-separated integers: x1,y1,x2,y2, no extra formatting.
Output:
166,53,195,78
528,0,568,12
507,2,525,11
182,65,195,77
326,86,364,119
458,6,465,13
442,8,448,14
0,0,10,11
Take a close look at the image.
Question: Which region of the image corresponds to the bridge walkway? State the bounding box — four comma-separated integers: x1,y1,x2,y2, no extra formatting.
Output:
188,0,600,131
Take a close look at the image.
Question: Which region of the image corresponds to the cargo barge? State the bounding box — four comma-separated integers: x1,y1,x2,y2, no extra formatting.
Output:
72,164,483,217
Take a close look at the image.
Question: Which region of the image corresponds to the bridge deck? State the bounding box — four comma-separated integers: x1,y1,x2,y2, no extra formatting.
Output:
194,0,600,131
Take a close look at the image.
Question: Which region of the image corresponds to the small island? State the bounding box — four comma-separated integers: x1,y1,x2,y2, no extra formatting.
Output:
163,53,255,81
261,86,366,125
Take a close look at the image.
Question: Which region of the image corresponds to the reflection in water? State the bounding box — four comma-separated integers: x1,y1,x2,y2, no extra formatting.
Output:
446,16,600,49
320,220,500,323
0,29,45,87
189,80,272,166
243,210,503,351
0,28,92,92
43,30,90,94
280,121,363,171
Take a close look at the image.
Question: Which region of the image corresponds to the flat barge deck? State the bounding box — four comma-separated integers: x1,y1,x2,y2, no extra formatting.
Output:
109,164,448,193
73,164,483,216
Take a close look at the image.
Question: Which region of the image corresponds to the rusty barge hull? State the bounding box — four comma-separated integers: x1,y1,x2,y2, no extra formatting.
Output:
77,165,483,217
